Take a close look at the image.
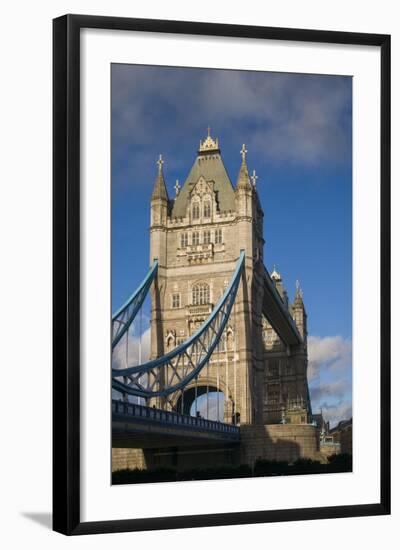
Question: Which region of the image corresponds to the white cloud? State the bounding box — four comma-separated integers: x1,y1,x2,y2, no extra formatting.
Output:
319,401,352,427
308,335,352,426
310,379,350,403
112,65,351,172
112,326,151,371
308,335,352,379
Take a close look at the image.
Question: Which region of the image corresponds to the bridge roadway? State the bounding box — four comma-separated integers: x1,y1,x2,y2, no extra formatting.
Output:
112,400,241,449
261,266,303,348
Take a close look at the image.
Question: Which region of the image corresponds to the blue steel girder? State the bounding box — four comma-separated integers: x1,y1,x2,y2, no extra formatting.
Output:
112,251,245,399
112,260,158,350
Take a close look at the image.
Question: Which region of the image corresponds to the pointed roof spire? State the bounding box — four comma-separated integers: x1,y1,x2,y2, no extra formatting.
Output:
151,154,169,201
172,133,235,217
236,143,252,191
294,279,304,305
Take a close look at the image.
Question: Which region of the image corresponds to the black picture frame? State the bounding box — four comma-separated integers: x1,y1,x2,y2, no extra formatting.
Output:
53,14,391,535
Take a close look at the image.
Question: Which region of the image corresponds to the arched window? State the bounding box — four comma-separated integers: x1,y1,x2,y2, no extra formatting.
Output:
192,282,210,305
192,203,200,220
203,230,211,244
192,231,200,245
203,201,211,218
166,336,175,351
215,228,222,244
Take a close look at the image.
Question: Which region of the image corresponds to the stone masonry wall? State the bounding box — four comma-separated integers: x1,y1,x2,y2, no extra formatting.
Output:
240,424,319,465
112,424,321,472
112,448,146,472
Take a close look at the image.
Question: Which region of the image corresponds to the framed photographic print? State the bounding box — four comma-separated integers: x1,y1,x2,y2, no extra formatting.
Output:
53,14,391,535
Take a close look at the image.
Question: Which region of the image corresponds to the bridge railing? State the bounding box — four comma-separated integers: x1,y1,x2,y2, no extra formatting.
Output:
112,400,240,439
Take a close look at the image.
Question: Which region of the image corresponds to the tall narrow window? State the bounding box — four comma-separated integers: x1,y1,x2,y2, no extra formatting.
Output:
203,230,211,244
226,329,234,351
203,201,211,218
192,232,200,245
192,203,200,220
180,233,188,247
192,283,210,305
172,293,180,308
217,333,226,352
215,228,222,244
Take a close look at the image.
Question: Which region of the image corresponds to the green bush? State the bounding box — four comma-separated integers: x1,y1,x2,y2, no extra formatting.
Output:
178,464,252,481
254,459,289,475
112,467,177,484
327,453,352,472
112,464,253,484
290,458,326,475
112,454,352,485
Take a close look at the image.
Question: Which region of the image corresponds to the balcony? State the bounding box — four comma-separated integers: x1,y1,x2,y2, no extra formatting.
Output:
187,303,213,317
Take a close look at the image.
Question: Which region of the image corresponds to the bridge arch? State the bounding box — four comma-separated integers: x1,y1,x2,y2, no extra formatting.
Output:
169,376,238,423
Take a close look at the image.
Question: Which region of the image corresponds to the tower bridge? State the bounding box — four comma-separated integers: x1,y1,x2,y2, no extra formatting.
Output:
112,131,319,472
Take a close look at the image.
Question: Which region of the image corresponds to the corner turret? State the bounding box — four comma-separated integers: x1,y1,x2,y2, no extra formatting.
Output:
271,266,289,307
235,144,254,258
151,154,169,201
150,154,169,266
292,280,307,342
236,144,253,192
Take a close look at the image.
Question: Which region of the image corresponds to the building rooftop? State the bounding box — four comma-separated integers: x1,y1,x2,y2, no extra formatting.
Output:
171,131,236,218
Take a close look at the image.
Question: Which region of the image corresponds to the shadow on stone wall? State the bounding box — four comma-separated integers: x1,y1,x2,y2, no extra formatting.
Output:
112,422,321,473
112,424,327,472
239,423,319,465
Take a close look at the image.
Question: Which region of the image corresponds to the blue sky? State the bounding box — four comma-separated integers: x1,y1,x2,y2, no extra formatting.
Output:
111,64,352,427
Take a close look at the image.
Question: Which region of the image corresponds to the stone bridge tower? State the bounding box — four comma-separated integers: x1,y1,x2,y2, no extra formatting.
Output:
149,131,311,429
